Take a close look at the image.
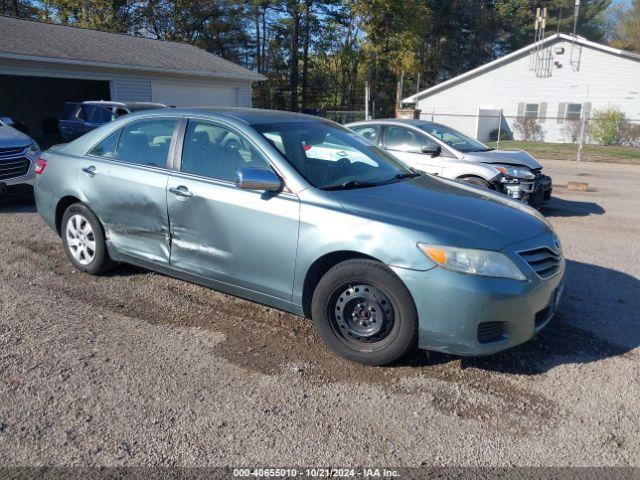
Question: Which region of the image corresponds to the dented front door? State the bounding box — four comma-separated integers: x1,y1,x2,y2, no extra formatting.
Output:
166,175,300,301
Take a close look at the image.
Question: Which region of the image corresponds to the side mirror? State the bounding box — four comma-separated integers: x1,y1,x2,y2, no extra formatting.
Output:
421,145,441,157
236,167,282,192
0,117,14,126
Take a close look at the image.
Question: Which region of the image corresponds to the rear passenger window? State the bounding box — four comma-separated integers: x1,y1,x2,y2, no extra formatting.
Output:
181,120,270,181
116,119,177,167
84,105,113,124
89,130,120,158
352,126,380,144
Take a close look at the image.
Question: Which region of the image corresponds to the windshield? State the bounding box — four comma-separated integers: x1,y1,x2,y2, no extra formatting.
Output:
252,121,416,189
418,122,491,153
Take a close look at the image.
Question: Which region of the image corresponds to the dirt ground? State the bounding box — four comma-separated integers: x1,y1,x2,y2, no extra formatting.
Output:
0,159,638,467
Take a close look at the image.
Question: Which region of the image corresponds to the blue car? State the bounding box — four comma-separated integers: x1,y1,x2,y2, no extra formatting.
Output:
35,108,565,365
59,101,167,142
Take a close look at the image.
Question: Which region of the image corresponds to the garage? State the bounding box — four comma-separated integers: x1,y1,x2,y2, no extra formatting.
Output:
0,16,264,145
0,74,110,140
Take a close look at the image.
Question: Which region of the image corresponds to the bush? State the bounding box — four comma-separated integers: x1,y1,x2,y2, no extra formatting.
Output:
561,120,582,143
587,107,625,145
619,121,640,147
489,128,512,141
513,119,545,141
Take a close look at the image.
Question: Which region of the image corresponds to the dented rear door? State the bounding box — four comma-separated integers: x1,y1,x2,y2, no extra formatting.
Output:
80,117,180,264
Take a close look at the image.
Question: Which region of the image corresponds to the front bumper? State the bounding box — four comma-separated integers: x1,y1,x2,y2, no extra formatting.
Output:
500,174,552,206
392,234,565,356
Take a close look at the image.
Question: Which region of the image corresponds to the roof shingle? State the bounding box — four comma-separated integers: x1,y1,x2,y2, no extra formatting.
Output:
0,15,264,81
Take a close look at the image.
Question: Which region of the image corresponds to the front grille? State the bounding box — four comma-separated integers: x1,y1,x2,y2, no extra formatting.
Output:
0,146,26,158
0,157,30,180
477,321,505,344
519,247,561,278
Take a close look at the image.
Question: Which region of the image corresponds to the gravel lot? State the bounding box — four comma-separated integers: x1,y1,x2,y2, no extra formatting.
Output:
0,159,638,467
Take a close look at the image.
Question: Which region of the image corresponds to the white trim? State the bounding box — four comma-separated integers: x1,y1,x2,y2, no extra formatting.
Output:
403,33,640,103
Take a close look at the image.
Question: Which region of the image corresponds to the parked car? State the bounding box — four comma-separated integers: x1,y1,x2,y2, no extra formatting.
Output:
346,119,552,206
35,108,564,365
59,101,167,142
0,116,41,198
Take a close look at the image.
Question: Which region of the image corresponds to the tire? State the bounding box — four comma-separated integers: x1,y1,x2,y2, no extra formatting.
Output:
311,259,418,365
459,176,491,189
61,202,114,275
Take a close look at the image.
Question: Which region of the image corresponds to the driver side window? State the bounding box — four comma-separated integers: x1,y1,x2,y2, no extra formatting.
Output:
181,120,270,181
386,126,437,154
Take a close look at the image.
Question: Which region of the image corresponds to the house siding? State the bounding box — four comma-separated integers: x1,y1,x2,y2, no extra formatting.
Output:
414,39,640,143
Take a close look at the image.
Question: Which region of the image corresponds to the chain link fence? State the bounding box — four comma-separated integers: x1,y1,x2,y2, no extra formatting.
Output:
417,110,640,163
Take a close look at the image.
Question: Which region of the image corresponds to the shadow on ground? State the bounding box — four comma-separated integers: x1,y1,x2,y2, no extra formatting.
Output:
425,259,639,375
541,196,605,217
0,196,36,213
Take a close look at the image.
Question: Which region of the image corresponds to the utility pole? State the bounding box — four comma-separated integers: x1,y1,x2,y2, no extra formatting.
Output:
577,85,589,162
572,0,580,38
364,81,370,120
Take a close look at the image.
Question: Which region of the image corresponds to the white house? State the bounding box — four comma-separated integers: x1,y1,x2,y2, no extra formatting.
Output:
0,16,265,138
403,33,640,143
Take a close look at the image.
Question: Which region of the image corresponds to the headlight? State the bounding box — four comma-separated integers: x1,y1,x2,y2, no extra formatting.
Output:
27,140,40,157
418,244,527,281
495,165,535,180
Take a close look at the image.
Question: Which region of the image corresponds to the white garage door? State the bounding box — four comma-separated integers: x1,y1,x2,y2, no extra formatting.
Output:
151,80,240,108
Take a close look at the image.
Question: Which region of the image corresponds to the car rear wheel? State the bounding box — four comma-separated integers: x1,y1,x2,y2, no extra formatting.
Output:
61,203,114,275
311,259,418,365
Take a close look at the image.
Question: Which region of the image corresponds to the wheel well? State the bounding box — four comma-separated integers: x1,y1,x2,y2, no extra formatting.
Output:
456,174,494,189
302,251,378,318
55,196,81,235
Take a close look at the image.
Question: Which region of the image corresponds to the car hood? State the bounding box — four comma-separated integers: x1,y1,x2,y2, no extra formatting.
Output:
328,175,552,251
464,149,542,170
0,125,32,149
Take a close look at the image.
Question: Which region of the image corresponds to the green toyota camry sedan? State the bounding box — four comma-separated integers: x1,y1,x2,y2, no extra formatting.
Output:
34,108,565,365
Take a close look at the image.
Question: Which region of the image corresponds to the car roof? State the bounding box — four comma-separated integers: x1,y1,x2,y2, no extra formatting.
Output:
124,107,335,125
346,118,441,128
77,100,167,109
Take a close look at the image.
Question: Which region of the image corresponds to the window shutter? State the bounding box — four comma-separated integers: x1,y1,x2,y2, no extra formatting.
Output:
582,102,591,120
557,103,567,124
538,102,547,123
517,102,525,121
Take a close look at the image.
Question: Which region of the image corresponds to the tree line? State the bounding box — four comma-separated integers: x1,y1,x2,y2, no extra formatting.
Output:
1,0,637,117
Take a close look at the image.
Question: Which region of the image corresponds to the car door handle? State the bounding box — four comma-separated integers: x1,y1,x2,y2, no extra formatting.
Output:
336,151,348,157
82,166,96,176
169,186,193,198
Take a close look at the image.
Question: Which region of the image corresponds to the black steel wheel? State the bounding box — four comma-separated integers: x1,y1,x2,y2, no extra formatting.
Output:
311,259,418,365
330,283,396,348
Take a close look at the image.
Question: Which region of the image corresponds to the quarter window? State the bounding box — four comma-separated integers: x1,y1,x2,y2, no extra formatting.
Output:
116,118,177,167
88,130,120,158
566,103,582,121
181,120,270,181
386,126,437,154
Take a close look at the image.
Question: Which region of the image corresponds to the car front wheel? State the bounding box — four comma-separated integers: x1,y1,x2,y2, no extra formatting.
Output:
61,203,114,275
311,259,418,365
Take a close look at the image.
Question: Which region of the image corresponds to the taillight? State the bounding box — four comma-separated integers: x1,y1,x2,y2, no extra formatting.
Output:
35,158,47,175
303,145,312,151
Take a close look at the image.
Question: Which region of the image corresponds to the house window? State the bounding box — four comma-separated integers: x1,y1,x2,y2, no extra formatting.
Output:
566,103,582,121
524,103,539,119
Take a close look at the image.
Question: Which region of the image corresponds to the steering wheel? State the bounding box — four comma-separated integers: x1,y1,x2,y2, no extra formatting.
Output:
322,158,351,185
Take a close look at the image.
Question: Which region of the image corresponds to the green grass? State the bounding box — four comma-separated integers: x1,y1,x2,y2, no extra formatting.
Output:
486,140,640,164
